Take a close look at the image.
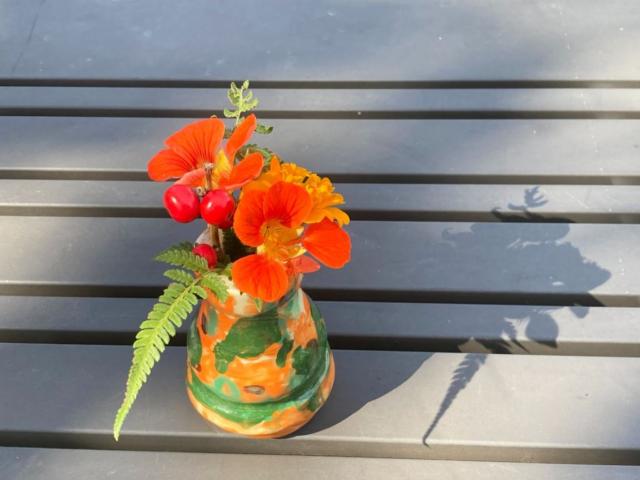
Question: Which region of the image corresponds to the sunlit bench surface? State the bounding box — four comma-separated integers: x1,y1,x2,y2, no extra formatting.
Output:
1,1,640,478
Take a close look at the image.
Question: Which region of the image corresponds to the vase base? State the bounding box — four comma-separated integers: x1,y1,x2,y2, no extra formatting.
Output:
186,353,335,439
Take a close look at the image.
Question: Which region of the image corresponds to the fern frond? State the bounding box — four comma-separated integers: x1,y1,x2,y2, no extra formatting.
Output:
200,272,229,302
155,243,208,273
163,269,194,286
113,279,201,440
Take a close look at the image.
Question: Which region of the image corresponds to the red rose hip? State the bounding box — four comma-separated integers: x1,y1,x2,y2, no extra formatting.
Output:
163,185,200,223
200,189,235,227
192,244,218,269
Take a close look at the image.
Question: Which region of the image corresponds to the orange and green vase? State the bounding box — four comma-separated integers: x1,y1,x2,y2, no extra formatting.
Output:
186,280,335,438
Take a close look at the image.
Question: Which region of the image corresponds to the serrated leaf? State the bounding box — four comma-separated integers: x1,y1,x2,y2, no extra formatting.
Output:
193,285,208,299
113,278,203,441
255,123,274,135
225,80,260,125
200,272,229,302
155,243,208,274
163,269,194,285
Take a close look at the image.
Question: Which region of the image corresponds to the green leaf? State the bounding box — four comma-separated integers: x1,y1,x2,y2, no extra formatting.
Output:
155,243,208,274
200,272,229,302
113,278,202,440
163,269,194,286
224,80,260,126
239,144,274,166
220,263,233,278
255,123,274,135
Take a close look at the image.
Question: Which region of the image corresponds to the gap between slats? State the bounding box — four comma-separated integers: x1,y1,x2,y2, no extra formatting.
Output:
1,205,639,224
0,430,637,466
5,108,640,119
0,284,636,307
4,79,640,88
2,169,640,186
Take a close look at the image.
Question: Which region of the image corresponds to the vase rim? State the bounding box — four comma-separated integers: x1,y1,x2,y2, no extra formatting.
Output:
206,273,303,317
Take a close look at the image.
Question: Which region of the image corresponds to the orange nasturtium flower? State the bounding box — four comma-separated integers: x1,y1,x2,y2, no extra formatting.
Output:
147,113,263,191
244,157,350,226
232,181,351,302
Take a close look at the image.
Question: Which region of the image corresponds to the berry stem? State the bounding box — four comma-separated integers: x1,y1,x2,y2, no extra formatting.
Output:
203,163,219,250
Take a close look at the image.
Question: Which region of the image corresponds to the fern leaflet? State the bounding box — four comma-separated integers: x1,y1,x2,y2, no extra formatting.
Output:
155,243,208,273
113,278,201,440
200,272,229,302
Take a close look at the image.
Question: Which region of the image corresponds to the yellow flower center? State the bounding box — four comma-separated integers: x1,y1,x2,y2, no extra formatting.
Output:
258,220,303,261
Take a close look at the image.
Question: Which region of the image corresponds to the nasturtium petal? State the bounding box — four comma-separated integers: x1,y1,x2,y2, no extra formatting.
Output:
233,190,267,247
148,149,194,181
225,113,257,160
263,182,313,228
302,218,351,268
232,254,290,302
220,151,264,190
165,118,225,168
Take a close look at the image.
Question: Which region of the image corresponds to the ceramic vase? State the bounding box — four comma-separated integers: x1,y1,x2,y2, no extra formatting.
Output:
185,279,335,438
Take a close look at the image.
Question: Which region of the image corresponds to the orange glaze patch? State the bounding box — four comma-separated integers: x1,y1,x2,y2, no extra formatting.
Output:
286,295,318,348
186,363,193,384
194,295,240,385
224,342,294,402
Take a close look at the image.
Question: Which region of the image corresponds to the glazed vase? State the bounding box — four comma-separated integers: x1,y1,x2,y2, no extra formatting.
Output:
185,279,335,438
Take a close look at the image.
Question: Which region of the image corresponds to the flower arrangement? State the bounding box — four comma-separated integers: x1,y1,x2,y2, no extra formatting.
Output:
113,82,351,440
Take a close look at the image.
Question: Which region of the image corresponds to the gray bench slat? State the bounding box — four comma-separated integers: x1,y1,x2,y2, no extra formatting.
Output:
1,343,639,463
3,180,640,223
1,296,639,356
4,87,640,113
0,217,633,305
3,0,640,81
2,448,639,480
2,117,640,184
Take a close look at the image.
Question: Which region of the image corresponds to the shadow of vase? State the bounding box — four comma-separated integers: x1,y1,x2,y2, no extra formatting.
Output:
292,187,611,441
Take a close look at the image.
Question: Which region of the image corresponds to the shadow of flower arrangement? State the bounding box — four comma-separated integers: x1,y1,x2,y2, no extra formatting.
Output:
422,186,611,444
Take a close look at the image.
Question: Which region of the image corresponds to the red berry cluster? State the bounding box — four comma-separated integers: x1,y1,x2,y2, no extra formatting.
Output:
163,184,236,270
163,185,236,226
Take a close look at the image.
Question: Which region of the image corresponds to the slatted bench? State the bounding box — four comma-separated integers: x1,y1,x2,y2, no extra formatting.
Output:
1,1,640,478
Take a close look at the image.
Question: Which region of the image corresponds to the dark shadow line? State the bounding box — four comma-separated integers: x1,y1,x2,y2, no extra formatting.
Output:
4,108,640,119
3,331,638,357
2,169,640,186
0,284,632,306
3,78,640,89
2,430,639,464
1,206,639,224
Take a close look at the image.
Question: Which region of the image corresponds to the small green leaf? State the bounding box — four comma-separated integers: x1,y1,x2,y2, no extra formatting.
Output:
155,243,208,274
224,80,260,126
200,272,229,302
163,269,194,285
255,123,274,135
